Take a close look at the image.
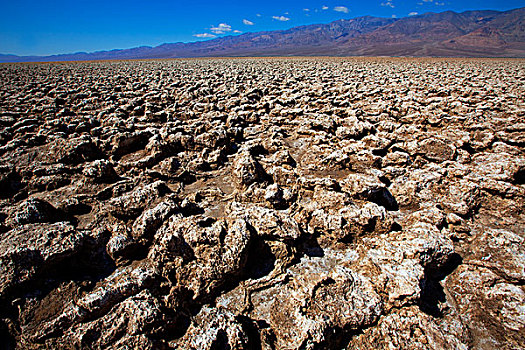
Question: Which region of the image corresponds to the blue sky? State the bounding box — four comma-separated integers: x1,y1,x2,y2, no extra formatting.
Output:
1,0,523,56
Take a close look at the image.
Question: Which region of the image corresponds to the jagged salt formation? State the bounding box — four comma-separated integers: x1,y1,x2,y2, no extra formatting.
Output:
0,58,523,349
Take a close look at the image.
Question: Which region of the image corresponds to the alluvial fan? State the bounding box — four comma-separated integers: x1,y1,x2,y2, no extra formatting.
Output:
0,58,523,349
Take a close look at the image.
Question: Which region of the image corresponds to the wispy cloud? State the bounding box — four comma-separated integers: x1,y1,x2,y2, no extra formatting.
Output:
334,6,349,13
322,5,329,10
408,11,418,16
210,23,232,34
435,2,444,5
303,8,310,12
233,30,242,33
272,15,290,21
194,33,216,38
243,19,254,25
256,13,262,17
381,1,395,8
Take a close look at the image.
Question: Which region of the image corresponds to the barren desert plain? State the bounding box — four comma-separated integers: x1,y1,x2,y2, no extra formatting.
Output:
0,57,524,349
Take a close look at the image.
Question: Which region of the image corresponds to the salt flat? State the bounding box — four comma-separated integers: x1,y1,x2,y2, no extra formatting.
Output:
0,58,524,349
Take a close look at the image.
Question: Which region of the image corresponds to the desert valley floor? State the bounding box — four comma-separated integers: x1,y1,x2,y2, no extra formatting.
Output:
0,58,524,349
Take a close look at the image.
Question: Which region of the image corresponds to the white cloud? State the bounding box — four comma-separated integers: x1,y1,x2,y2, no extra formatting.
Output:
322,5,329,10
233,30,242,33
408,11,418,16
210,23,232,34
334,6,349,13
194,33,216,38
392,14,397,18
381,1,395,8
272,15,290,21
435,2,444,5
256,13,262,17
303,8,310,11
243,19,254,25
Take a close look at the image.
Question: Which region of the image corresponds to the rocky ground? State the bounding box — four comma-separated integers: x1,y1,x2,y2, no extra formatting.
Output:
0,58,523,349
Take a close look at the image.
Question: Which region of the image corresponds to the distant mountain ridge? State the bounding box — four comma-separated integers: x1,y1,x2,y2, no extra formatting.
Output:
2,7,525,62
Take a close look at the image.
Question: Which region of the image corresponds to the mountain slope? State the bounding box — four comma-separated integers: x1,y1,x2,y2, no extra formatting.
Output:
336,9,524,56
1,7,524,62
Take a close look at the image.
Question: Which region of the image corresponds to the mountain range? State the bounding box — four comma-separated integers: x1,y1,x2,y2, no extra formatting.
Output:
2,7,524,62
